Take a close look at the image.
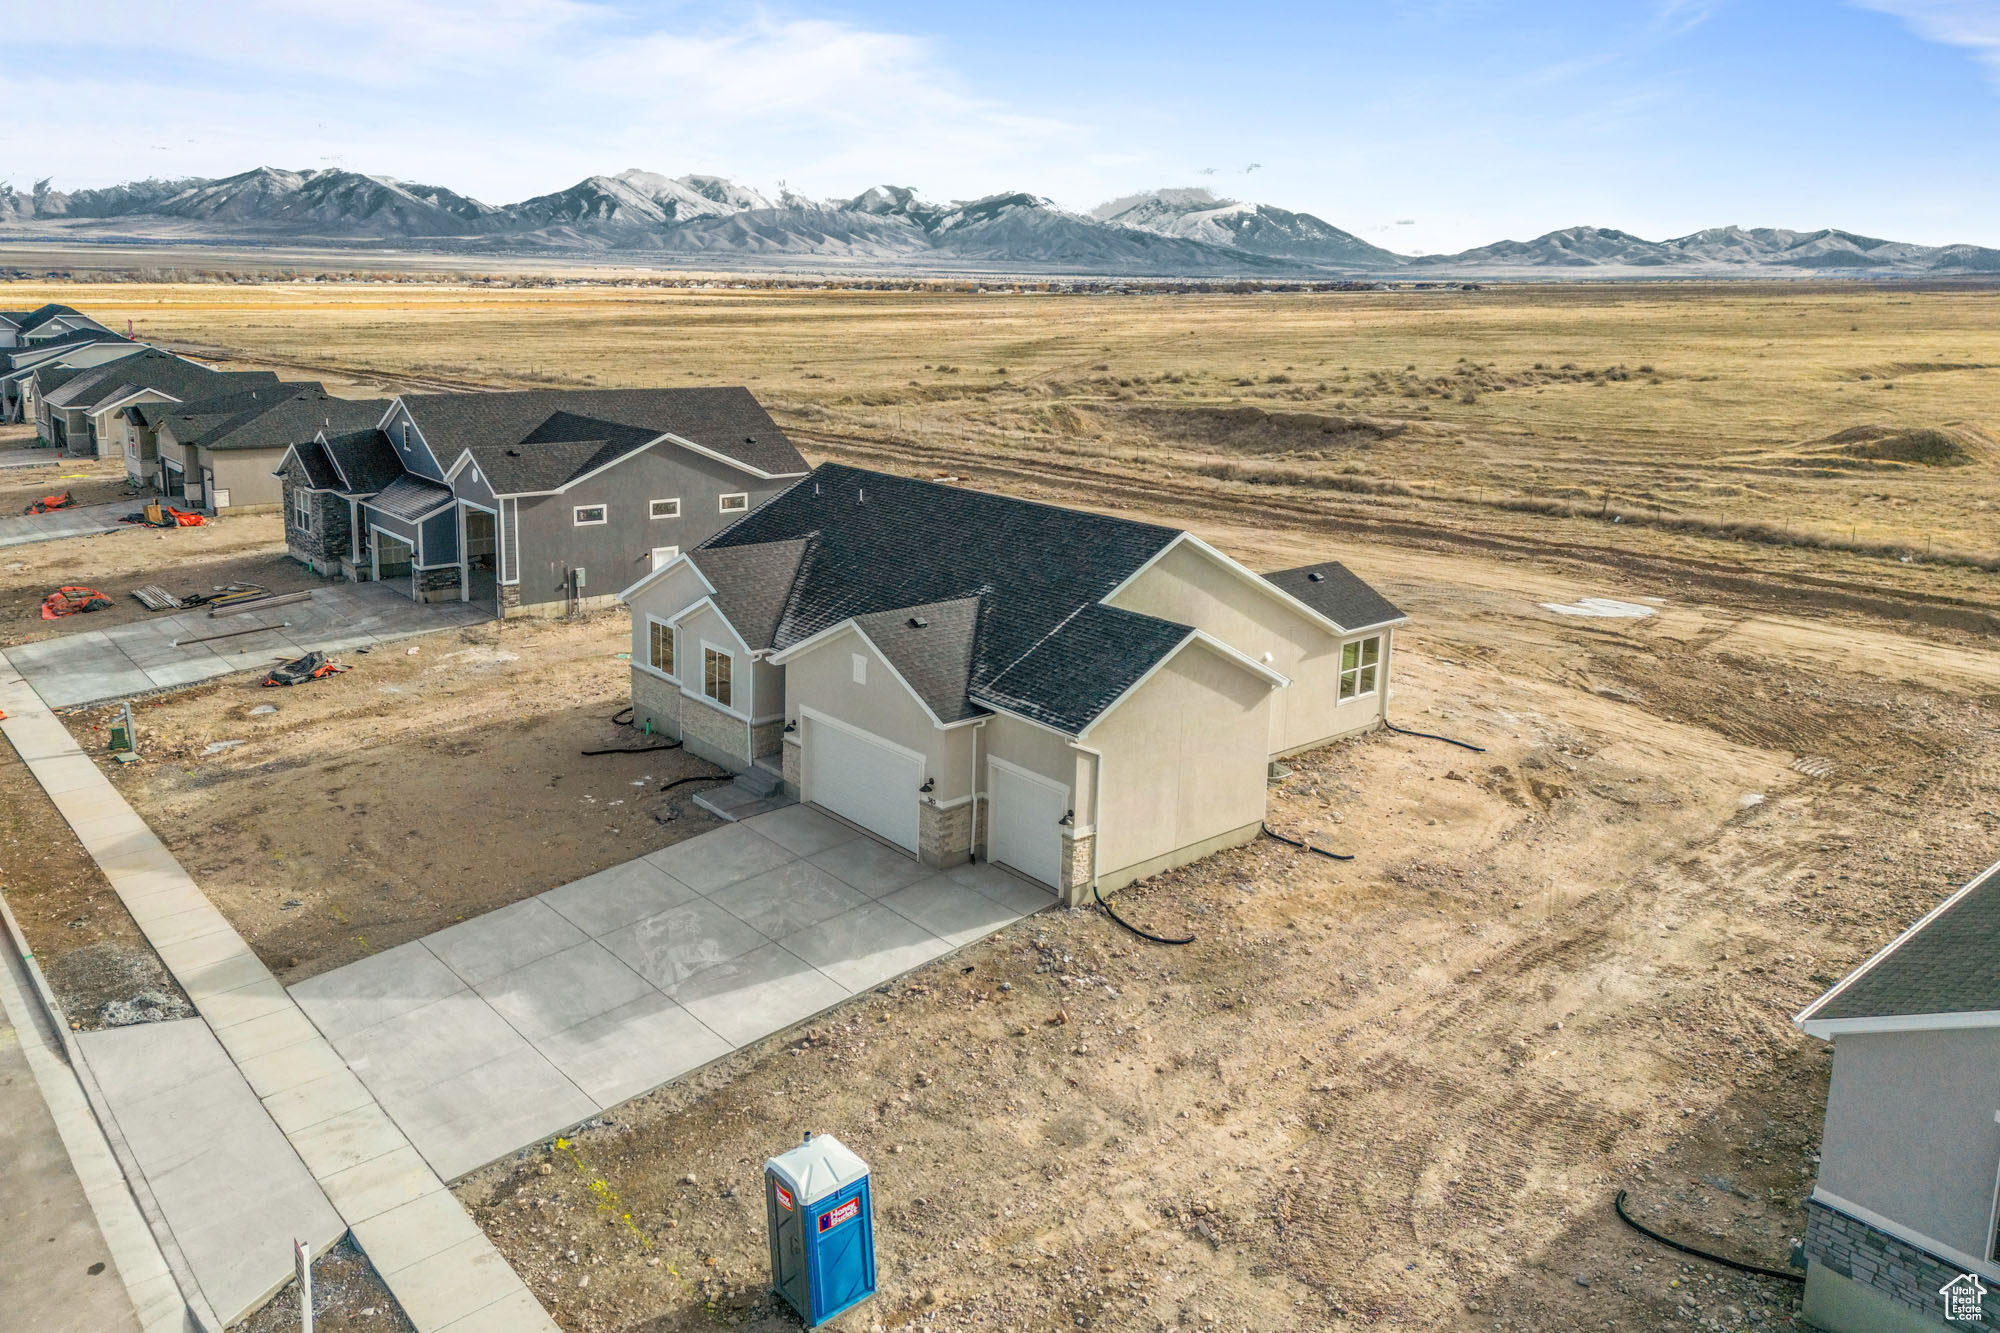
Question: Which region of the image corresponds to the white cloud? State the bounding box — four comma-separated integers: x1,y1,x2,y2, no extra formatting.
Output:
1854,1,2000,85
0,1,1082,205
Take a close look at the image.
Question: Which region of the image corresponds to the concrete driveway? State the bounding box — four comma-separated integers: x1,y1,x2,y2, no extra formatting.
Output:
6,582,491,708
0,502,131,548
291,805,1055,1181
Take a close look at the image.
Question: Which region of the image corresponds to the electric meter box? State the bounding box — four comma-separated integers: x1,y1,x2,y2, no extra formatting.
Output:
764,1133,874,1327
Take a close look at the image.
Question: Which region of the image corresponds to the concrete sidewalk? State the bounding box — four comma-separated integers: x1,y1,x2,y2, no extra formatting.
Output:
0,648,557,1333
8,581,492,708
0,502,131,548
294,805,1055,1181
0,927,158,1333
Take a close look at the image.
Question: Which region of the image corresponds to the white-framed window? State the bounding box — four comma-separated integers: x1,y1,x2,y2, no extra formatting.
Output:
851,652,868,685
650,497,680,520
648,618,675,677
703,646,733,708
292,486,312,532
573,503,608,526
1339,635,1382,701
719,492,749,513
651,546,679,570
400,421,415,449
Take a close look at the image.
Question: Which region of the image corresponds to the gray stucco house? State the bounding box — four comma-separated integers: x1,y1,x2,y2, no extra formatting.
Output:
619,463,1405,906
1795,856,2000,1332
135,383,387,513
33,348,277,457
1,326,139,424
277,387,808,616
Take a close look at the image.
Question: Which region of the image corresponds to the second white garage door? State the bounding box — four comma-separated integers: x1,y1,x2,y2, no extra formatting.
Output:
985,757,1068,889
802,712,923,853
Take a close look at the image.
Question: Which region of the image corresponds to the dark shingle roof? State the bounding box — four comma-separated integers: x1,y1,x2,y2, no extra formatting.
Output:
289,439,344,490
5,328,130,366
401,388,808,489
702,464,1188,734
7,303,86,334
687,539,811,652
853,597,985,723
1804,862,2000,1023
161,385,389,452
977,602,1194,733
40,349,278,412
368,474,454,522
323,429,403,495
1262,561,1404,632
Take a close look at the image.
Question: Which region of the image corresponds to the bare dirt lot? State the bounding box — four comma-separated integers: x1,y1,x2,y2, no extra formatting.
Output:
1,280,1995,1331
62,614,726,984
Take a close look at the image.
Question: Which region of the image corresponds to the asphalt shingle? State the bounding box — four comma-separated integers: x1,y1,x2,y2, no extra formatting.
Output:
1806,862,2000,1021
401,387,808,491
702,464,1187,734
977,602,1193,734
321,429,403,495
686,538,811,651
1262,561,1405,632
853,596,985,723
160,384,388,452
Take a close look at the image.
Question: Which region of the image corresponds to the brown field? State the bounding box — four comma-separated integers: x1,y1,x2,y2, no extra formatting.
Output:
3,278,1998,1332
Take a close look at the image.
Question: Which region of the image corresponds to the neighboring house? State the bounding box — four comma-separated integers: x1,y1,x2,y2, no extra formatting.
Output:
0,329,140,423
0,303,111,350
618,463,1405,904
146,382,386,513
34,348,276,456
1794,857,2000,1333
276,387,808,614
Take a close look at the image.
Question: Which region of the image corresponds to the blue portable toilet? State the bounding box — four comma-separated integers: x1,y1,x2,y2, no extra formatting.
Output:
764,1133,875,1327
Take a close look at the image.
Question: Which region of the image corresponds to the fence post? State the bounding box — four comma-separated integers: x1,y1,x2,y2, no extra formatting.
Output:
295,1239,313,1333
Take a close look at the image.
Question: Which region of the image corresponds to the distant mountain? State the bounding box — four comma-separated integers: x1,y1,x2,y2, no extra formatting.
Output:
1093,187,1404,267
2,165,1996,278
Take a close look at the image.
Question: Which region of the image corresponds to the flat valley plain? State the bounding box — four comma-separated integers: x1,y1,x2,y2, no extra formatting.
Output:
8,278,2000,1333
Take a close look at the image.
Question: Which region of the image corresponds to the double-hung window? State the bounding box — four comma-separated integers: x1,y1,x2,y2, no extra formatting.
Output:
648,620,675,677
1338,636,1381,701
292,486,312,533
703,647,733,708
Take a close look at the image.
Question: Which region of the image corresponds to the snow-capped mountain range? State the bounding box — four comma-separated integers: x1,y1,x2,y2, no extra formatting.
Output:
2,168,1994,277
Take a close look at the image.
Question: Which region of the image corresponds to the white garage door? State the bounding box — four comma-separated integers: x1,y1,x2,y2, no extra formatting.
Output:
803,714,923,853
986,758,1068,889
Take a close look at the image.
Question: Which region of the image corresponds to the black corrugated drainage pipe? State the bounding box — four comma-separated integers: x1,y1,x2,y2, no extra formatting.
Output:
1612,1191,1804,1284
1093,883,1194,946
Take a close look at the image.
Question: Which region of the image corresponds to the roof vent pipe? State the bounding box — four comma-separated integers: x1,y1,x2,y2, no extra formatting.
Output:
858,488,866,503
1307,571,1325,582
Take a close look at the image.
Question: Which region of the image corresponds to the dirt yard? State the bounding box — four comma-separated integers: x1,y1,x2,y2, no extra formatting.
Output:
0,498,323,646
1,280,1996,1331
62,613,727,984
425,514,2000,1332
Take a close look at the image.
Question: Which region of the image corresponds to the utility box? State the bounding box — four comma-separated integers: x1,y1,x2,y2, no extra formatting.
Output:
764,1133,874,1327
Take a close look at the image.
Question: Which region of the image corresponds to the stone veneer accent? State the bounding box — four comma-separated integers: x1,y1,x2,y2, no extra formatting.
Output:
918,799,972,869
1805,1199,1999,1330
751,719,785,761
279,466,351,576
1059,830,1096,907
500,583,522,614
781,735,801,794
681,691,751,771
629,667,684,740
416,565,462,602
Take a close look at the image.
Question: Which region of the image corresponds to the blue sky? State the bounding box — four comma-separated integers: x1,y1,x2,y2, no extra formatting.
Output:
4,0,1998,252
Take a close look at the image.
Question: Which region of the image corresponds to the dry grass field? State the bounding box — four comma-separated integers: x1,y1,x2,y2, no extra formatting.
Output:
4,277,1999,1332
11,279,2000,587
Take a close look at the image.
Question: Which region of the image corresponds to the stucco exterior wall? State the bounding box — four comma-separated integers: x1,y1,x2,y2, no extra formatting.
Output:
1816,1026,2000,1266
781,629,975,803
1106,540,1391,755
980,714,1087,826
503,448,799,615
1084,639,1275,885
203,447,287,511
625,563,711,669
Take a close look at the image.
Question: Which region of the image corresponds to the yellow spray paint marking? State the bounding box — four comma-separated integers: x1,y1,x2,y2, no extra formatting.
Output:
550,1136,711,1307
